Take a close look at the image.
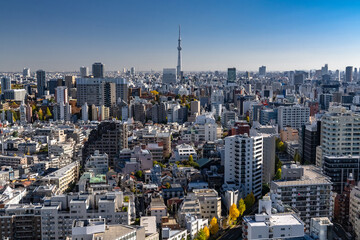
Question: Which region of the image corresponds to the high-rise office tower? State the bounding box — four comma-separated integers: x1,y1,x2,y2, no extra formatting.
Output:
82,102,88,122
36,70,46,97
26,102,32,123
103,82,116,107
80,66,89,78
346,66,353,82
55,86,68,104
76,79,104,106
1,77,11,92
48,79,62,95
76,78,127,106
53,101,72,121
130,67,135,76
259,66,266,76
162,68,177,84
335,69,340,81
19,101,27,123
317,106,360,167
92,62,104,78
355,68,358,82
65,75,75,90
224,133,263,198
321,64,329,75
299,122,321,165
319,93,333,111
323,155,359,193
177,25,182,79
227,68,236,84
277,105,310,130
23,68,30,77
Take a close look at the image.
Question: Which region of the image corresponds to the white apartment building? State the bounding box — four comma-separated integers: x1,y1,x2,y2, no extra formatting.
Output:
140,216,157,235
178,196,202,226
41,161,79,194
48,141,74,158
350,182,360,240
162,228,187,240
318,106,360,167
185,214,208,240
148,197,167,224
172,144,197,163
182,123,222,143
85,150,108,175
309,217,333,240
192,189,221,220
167,103,181,123
270,165,333,232
72,219,144,240
224,133,263,198
0,155,27,168
41,191,131,240
242,196,304,240
277,105,310,130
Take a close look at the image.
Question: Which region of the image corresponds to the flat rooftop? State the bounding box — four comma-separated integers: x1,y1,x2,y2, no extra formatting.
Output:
42,161,78,179
273,165,332,187
245,214,303,227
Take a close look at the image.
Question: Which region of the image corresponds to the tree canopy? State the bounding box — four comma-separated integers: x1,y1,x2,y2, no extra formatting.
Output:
238,198,246,217
209,217,219,235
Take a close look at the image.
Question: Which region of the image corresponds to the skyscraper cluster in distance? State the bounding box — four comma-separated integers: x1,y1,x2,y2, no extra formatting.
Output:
1,26,360,240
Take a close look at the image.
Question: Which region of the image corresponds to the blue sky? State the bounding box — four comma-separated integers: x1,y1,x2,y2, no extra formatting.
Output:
1,0,360,72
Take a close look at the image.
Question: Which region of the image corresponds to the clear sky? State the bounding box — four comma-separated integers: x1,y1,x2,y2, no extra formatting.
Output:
1,0,360,72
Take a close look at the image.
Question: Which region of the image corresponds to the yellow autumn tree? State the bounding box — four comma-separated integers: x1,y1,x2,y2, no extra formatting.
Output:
238,198,246,217
209,217,219,235
203,226,210,239
229,203,240,221
150,90,159,95
38,109,44,121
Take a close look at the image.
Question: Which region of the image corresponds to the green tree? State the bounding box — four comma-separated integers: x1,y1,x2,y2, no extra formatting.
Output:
135,170,143,179
188,155,193,162
244,192,255,210
12,131,18,137
238,198,246,217
165,182,171,189
262,183,270,196
274,168,282,180
195,229,206,240
293,153,301,163
124,196,129,202
275,155,282,173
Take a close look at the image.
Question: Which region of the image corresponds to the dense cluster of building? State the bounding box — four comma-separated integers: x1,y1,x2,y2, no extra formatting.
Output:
3,55,360,240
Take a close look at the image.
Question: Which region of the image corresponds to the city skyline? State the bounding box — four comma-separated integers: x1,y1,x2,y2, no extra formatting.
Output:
2,0,360,72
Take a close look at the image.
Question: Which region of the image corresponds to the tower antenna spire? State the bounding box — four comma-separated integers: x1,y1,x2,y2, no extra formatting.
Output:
177,25,182,80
